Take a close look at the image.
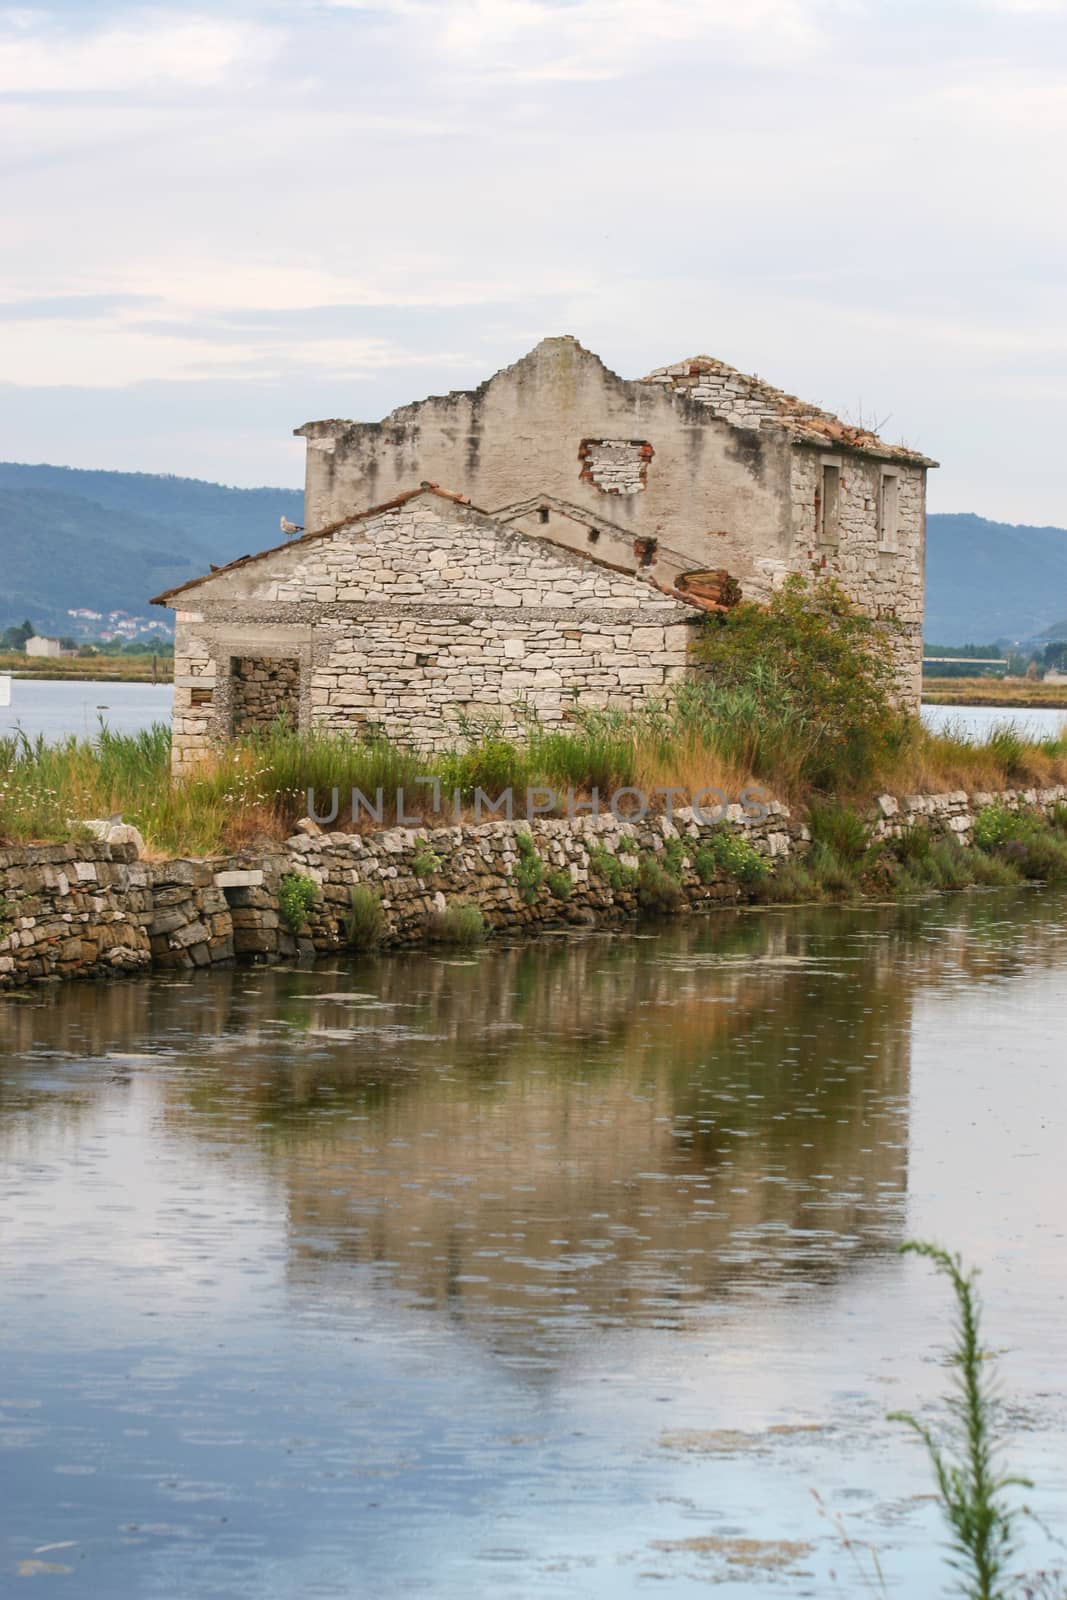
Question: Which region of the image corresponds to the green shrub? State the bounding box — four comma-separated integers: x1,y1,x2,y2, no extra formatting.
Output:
928,837,974,890
893,822,936,868
1048,801,1067,835
754,860,821,904
808,799,871,865
278,871,319,934
661,837,688,878
344,884,383,950
437,726,528,803
587,844,639,893
693,829,768,885
425,902,486,946
546,868,573,900
973,803,1019,851
512,831,545,905
968,851,1022,888
1006,826,1067,883
691,575,903,790
637,852,684,915
411,847,441,878
806,842,860,900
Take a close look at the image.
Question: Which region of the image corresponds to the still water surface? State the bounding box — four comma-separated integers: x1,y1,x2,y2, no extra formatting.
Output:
2,891,1066,1596
0,678,1063,746
0,679,173,742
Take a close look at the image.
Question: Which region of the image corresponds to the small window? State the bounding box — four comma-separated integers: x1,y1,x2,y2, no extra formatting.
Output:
879,472,900,552
587,527,600,544
817,461,840,545
538,507,550,524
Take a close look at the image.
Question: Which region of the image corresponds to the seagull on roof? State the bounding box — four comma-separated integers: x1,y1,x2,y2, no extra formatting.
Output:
280,515,303,537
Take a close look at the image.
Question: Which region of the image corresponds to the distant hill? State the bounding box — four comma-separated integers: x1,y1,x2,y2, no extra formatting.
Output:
0,462,303,634
0,463,1064,646
925,512,1067,644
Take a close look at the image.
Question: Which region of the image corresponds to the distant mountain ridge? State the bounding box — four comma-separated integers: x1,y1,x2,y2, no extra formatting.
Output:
0,462,1064,644
0,462,303,634
923,511,1067,644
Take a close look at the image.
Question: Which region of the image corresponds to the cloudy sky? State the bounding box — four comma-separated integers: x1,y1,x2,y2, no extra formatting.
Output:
2,0,1065,520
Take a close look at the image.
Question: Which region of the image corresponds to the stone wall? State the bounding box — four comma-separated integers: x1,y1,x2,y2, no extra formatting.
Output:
0,803,796,987
294,337,930,676
296,339,797,585
870,787,1067,842
232,656,300,736
169,491,692,770
3,785,1064,990
789,449,926,701
0,840,152,984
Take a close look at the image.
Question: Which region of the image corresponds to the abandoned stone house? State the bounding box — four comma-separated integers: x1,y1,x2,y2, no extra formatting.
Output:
153,336,935,775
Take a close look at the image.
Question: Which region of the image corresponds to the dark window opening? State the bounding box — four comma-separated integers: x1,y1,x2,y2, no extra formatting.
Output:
538,507,550,524
587,527,600,543
817,462,841,544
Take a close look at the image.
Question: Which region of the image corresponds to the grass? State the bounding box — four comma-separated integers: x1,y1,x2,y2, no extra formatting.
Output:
0,651,173,682
924,677,1067,708
424,902,486,946
343,885,383,950
1,708,1066,863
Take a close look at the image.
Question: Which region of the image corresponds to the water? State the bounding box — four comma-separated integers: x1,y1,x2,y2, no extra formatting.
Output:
2,891,1066,1597
0,679,173,742
921,701,1067,741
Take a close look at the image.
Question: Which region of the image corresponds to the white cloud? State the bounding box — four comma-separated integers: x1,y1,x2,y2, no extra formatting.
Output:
0,0,1065,516
0,13,279,94
977,0,1066,10
326,0,826,78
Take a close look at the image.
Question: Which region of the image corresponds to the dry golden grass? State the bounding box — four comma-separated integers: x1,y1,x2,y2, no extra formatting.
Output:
633,740,757,807
924,676,1067,708
881,728,1067,797
0,651,173,682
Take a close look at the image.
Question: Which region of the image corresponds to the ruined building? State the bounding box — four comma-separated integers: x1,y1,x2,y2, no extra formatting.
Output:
154,336,935,774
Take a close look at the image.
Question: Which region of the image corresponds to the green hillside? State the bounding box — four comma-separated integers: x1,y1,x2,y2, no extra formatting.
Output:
925,512,1067,644
0,462,303,633
0,462,1064,646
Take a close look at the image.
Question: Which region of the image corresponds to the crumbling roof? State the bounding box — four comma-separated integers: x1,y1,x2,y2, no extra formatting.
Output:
640,355,937,467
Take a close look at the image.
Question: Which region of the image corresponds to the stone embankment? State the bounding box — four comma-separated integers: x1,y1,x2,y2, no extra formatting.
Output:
1,786,1065,989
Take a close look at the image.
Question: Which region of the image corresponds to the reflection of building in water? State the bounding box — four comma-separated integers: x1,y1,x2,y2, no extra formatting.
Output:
126,908,928,1347
266,919,915,1346
4,894,1065,1360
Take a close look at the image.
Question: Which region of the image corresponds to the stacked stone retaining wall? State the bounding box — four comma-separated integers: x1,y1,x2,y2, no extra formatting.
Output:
2,785,1065,989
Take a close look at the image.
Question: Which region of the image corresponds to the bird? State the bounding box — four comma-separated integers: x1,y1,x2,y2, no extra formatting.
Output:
280,515,303,538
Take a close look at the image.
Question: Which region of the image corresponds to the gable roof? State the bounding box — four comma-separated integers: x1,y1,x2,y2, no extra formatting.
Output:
492,492,686,561
150,482,719,612
640,355,937,466
150,483,473,606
